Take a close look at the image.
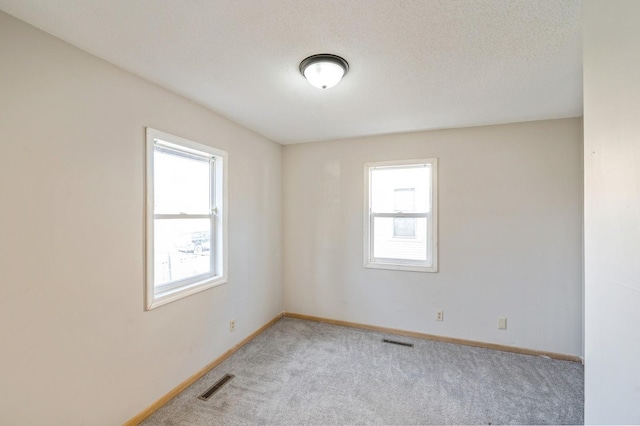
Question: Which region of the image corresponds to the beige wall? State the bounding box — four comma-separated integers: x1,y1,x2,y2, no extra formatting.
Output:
283,118,583,356
584,1,640,423
0,12,282,425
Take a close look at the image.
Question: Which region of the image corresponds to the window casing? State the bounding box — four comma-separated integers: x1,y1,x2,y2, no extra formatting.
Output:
145,128,227,310
364,159,438,272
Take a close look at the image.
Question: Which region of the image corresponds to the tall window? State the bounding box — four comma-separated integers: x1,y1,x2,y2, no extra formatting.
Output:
145,128,227,310
364,159,438,272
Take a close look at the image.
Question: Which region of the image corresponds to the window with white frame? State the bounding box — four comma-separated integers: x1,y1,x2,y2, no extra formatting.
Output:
364,159,438,272
145,128,227,310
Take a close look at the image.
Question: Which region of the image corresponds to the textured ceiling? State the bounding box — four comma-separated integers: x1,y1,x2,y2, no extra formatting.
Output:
0,0,582,144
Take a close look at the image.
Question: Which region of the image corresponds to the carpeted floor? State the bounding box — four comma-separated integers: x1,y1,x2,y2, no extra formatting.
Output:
141,318,584,425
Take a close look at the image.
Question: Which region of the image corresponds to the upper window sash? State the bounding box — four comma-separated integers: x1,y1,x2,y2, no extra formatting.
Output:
152,140,215,216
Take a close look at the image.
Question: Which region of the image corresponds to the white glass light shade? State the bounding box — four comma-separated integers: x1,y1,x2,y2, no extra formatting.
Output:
300,54,349,89
303,61,345,89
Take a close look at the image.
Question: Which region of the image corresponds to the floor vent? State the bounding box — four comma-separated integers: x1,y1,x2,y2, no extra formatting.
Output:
382,338,414,348
198,374,235,401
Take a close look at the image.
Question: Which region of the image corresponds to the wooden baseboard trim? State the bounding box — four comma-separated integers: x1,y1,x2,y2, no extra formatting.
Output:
283,312,582,363
123,312,285,426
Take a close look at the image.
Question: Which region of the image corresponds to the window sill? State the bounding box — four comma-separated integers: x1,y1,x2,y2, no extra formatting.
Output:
365,261,437,273
146,275,227,310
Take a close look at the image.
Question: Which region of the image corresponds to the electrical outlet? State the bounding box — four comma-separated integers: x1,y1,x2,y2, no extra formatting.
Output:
229,319,236,332
498,317,507,330
436,311,444,321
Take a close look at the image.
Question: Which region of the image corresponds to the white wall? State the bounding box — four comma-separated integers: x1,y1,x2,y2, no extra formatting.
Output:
283,119,583,356
0,12,282,425
584,1,640,423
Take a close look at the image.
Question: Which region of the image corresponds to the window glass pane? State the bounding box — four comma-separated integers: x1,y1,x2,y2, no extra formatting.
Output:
154,145,210,214
394,188,415,212
393,217,417,237
373,217,428,261
371,166,430,213
154,218,212,286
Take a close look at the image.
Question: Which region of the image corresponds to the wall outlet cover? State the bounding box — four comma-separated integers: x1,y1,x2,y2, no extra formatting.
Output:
498,317,507,330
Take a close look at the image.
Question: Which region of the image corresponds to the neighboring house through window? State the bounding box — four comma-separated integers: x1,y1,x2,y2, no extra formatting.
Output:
364,159,438,272
145,128,228,310
393,188,417,238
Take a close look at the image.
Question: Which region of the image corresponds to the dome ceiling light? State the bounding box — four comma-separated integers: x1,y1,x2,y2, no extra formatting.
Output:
299,54,349,89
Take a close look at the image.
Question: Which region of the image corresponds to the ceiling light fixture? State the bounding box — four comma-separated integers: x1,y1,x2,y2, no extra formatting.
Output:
299,54,349,89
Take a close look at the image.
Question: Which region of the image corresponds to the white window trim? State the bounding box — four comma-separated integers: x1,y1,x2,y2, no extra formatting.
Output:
364,158,438,273
145,128,228,310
